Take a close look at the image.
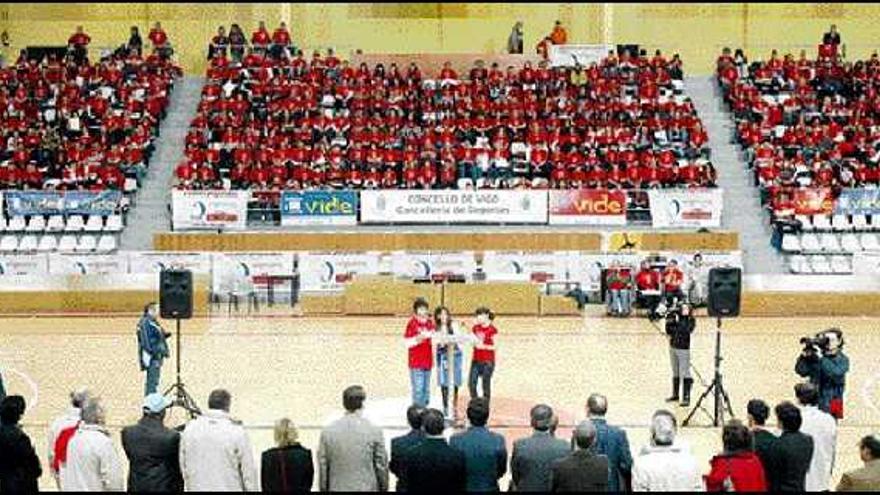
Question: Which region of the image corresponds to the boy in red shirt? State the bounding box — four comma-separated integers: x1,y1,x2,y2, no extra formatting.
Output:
404,298,436,407
468,307,498,406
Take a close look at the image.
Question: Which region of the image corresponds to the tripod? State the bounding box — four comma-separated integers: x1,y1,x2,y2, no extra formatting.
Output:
683,317,734,427
163,318,201,418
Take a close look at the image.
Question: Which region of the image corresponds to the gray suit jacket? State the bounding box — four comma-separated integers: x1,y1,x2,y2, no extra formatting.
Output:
318,412,389,492
511,431,571,492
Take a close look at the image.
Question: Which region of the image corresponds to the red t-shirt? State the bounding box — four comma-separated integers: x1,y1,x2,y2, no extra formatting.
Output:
472,324,497,363
405,316,435,370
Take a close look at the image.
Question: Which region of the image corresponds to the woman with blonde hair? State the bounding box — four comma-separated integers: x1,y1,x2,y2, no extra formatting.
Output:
261,418,314,492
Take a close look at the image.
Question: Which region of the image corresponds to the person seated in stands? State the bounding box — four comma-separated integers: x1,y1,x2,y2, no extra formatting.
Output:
270,22,291,59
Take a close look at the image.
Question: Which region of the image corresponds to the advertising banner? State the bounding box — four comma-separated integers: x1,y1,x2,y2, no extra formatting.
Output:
648,189,723,228
835,188,880,215
127,252,214,274
793,188,834,215
63,191,122,216
390,251,476,279
171,190,249,231
4,191,121,216
549,190,627,225
0,254,50,276
280,191,358,226
212,252,296,293
481,251,570,281
360,190,547,224
549,44,612,67
48,253,128,275
298,251,381,291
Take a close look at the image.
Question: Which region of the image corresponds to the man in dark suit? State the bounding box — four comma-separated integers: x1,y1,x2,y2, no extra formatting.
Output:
121,393,184,492
450,398,507,491
578,394,632,492
822,24,841,46
764,401,813,492
746,399,777,473
405,408,466,492
551,420,608,492
390,404,425,492
511,404,570,491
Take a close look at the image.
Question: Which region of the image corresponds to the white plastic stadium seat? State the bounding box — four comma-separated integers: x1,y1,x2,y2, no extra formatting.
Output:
95,235,118,253
809,255,832,274
6,216,26,232
46,215,65,232
860,233,880,251
76,235,97,252
795,214,814,232
36,235,58,252
104,215,123,232
831,214,851,231
25,215,46,233
0,217,6,232
800,233,821,253
831,256,852,274
17,235,38,252
840,233,862,253
812,215,832,231
851,214,869,232
0,235,18,253
788,255,810,274
65,215,85,232
819,233,842,253
781,234,801,253
83,215,104,233
57,235,78,253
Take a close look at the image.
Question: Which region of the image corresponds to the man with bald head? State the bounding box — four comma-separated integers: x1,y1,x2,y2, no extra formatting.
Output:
510,404,570,491
577,393,633,492
551,420,608,491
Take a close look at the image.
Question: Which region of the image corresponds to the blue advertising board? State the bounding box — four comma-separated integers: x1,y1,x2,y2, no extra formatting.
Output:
280,191,358,226
835,188,880,215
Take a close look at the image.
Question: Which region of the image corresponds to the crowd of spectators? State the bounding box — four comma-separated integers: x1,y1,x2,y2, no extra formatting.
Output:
2,380,877,491
0,26,180,195
716,26,880,225
178,32,717,192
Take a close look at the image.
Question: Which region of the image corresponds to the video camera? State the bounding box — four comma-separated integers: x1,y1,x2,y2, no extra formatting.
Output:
800,332,831,355
649,296,683,323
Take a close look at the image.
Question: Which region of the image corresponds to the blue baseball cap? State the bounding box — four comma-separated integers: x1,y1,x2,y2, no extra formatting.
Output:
143,393,172,414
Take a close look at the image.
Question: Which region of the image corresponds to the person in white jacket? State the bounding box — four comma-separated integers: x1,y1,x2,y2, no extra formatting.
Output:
47,388,91,489
796,382,837,491
179,389,258,492
61,397,125,492
632,410,704,492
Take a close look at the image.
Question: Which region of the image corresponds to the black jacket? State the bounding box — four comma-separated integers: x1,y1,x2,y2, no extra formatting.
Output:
405,437,467,493
261,444,314,493
764,431,813,492
550,450,609,492
0,423,41,493
390,429,424,492
666,314,695,350
752,428,776,476
121,415,183,493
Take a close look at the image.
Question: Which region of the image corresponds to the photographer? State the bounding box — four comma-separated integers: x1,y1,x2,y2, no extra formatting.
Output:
664,302,696,407
795,328,849,419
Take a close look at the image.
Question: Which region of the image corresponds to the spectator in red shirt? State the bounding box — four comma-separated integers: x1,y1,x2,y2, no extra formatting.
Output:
405,298,436,407
704,420,768,492
252,21,271,51
662,259,685,302
271,22,291,59
635,260,662,315
68,25,91,47
468,307,497,406
550,20,568,45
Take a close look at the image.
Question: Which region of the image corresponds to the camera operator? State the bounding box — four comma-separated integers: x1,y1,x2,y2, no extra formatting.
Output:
663,301,696,407
795,328,849,419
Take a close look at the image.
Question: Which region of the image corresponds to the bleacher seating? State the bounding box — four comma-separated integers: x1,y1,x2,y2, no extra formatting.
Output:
718,46,880,274
178,45,717,192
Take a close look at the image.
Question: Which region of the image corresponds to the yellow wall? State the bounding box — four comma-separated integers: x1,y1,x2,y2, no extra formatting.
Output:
0,3,875,76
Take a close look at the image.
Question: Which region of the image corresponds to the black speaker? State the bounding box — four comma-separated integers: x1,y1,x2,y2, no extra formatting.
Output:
160,269,193,319
707,267,742,318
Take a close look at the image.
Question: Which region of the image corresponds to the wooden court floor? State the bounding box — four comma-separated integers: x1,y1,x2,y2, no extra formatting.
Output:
1,313,878,490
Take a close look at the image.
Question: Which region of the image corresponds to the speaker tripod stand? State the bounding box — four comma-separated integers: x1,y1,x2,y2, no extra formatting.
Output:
683,317,734,427
163,318,201,418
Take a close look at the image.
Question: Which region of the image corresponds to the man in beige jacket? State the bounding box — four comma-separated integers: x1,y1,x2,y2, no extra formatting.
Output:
62,397,125,492
179,389,258,492
837,434,880,491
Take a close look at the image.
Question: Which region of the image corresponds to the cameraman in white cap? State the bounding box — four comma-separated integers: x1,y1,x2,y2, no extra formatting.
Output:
121,393,184,492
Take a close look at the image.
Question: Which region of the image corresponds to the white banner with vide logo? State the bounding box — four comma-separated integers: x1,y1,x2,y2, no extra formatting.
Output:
359,190,547,224
482,251,569,281
549,44,612,67
211,252,295,293
48,253,128,275
298,251,382,291
172,190,249,231
648,189,723,228
128,252,214,274
390,251,476,279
